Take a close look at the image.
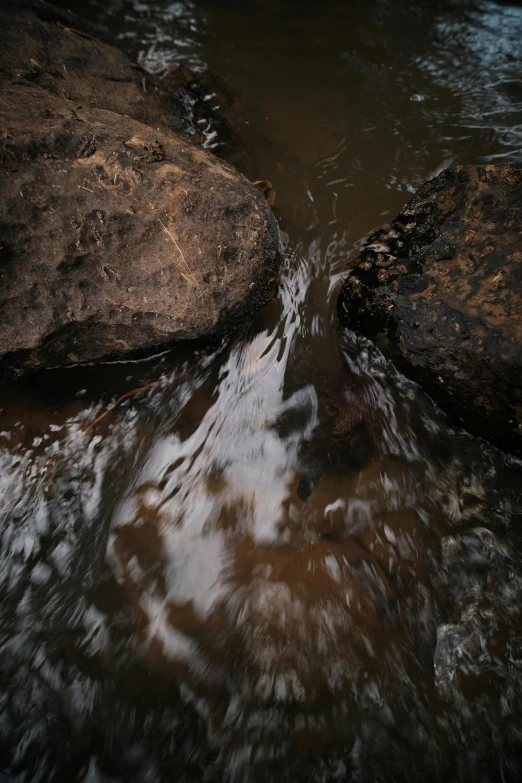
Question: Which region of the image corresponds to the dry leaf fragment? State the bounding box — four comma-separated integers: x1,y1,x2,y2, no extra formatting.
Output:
253,179,276,208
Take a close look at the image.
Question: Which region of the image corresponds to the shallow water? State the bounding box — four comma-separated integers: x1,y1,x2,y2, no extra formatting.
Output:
2,0,522,780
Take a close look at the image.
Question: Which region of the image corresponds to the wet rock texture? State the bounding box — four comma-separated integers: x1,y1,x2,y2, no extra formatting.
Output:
0,1,279,378
338,164,522,454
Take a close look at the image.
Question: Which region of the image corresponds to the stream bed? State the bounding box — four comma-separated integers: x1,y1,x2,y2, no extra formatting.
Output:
2,0,522,780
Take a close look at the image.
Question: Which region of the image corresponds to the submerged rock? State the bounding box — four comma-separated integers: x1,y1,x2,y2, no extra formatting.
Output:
0,1,279,378
320,367,370,436
338,164,522,455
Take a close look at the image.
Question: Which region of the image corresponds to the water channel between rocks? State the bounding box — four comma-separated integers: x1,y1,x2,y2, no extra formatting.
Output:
2,0,522,780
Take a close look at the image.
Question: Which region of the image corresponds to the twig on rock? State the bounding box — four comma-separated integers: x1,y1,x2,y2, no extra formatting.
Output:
157,217,204,301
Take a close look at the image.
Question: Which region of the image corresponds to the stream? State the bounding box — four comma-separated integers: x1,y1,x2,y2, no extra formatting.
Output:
2,0,522,780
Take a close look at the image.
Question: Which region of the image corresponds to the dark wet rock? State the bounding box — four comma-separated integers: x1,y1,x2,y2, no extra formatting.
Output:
338,164,522,455
0,2,279,379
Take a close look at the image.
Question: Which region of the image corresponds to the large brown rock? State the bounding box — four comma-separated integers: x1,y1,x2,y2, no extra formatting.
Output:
0,0,244,156
338,164,522,455
0,2,279,378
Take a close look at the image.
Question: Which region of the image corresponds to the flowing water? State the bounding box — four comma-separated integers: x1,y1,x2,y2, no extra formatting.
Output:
2,0,522,780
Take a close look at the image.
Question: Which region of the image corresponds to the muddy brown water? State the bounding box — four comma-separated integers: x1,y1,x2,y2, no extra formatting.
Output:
2,0,522,780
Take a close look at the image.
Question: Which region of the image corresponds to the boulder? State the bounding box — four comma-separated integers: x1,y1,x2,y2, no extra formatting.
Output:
338,164,522,455
0,0,244,156
0,2,279,378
